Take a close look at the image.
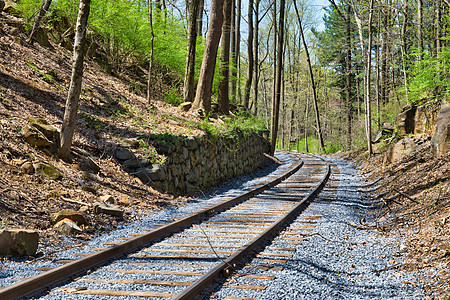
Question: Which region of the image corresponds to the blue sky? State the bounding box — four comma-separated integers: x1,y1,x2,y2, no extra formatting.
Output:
311,0,329,31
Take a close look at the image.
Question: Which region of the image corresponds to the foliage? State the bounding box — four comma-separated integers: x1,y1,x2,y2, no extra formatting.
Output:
407,50,450,105
17,0,204,82
165,86,183,106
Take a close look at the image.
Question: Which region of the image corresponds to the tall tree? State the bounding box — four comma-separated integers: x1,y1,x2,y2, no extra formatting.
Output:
147,0,155,103
270,0,285,155
27,0,52,44
294,0,325,152
417,0,423,60
197,0,204,36
59,0,91,161
218,0,232,114
183,0,200,102
251,0,260,115
242,0,254,109
191,0,225,113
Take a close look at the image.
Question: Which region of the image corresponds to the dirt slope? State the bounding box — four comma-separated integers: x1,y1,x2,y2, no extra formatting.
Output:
0,12,207,251
346,143,450,299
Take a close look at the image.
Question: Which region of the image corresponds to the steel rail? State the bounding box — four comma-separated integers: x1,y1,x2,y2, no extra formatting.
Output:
175,163,331,300
0,157,303,300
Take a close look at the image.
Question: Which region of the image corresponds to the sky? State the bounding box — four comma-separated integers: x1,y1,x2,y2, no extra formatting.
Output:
310,0,329,32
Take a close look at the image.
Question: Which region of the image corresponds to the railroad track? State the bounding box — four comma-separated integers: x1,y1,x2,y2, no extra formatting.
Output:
0,153,331,299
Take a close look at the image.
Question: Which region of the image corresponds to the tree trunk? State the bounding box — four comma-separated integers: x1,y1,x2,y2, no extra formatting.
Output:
58,0,91,161
435,0,441,56
197,0,204,36
147,0,155,103
218,0,232,114
400,0,409,102
183,0,199,102
191,0,224,113
27,0,52,44
251,0,260,115
230,0,236,103
293,0,325,152
345,5,352,151
270,0,285,155
242,0,253,109
417,0,423,60
234,0,241,103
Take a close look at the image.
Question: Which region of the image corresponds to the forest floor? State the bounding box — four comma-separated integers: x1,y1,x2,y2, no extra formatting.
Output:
343,145,450,299
0,12,213,253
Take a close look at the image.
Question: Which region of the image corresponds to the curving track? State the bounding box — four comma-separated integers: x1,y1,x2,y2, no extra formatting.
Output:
0,153,333,300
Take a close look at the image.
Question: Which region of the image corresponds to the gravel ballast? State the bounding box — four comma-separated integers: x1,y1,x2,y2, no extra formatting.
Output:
0,154,424,299
212,156,424,299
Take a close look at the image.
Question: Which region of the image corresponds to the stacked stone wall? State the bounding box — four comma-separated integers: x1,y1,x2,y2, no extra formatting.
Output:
119,131,270,195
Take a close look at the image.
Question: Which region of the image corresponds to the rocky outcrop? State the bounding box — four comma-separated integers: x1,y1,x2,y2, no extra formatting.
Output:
430,104,450,157
396,103,441,135
0,229,39,256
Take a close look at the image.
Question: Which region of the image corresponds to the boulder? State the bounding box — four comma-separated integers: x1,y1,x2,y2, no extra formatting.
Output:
53,218,82,235
83,156,100,173
134,164,166,183
0,229,39,256
431,104,450,157
99,195,115,204
120,139,140,149
383,137,419,164
50,209,87,226
34,27,51,48
115,149,133,161
33,162,62,180
23,118,60,152
179,102,192,112
123,158,151,169
20,161,34,174
93,202,124,218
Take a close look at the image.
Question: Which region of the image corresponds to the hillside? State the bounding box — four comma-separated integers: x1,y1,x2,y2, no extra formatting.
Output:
0,12,220,246
345,140,450,298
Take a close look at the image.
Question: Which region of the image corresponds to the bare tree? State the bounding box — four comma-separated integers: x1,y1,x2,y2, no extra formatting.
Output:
242,0,254,109
293,0,325,152
58,0,91,161
191,0,224,113
270,0,285,155
147,0,155,103
218,0,232,114
183,0,200,102
27,0,52,44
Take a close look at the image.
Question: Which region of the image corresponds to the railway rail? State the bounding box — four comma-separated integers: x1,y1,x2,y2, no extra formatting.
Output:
0,153,331,299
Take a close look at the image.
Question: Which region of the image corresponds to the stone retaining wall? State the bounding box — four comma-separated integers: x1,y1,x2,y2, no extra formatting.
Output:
117,131,271,195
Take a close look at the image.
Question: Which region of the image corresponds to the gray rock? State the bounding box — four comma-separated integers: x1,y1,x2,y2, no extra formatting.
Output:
134,164,166,183
53,218,82,235
431,104,450,157
115,149,133,161
0,229,39,256
83,157,100,173
185,137,198,150
33,162,62,180
123,158,151,169
93,202,124,218
120,139,140,149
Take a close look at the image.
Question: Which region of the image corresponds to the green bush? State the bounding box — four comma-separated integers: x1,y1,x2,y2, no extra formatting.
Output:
407,50,450,105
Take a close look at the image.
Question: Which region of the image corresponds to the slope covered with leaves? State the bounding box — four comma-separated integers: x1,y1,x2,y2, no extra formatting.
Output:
347,143,450,299
0,11,239,251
